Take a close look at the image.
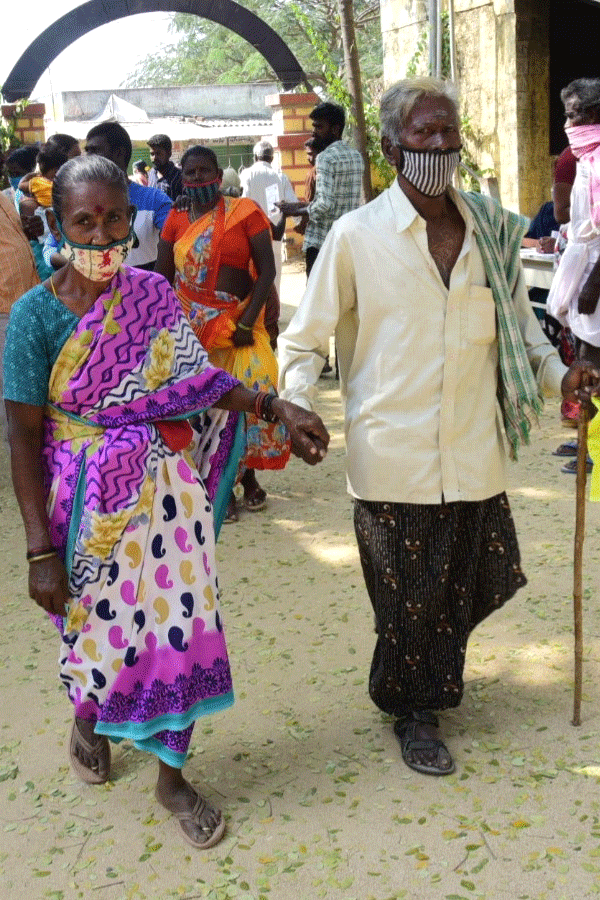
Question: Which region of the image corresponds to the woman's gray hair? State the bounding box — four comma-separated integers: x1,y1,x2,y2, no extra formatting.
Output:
380,77,460,144
561,78,600,112
52,155,129,222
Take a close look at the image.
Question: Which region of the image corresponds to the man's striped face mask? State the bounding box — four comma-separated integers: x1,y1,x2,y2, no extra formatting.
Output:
398,145,462,197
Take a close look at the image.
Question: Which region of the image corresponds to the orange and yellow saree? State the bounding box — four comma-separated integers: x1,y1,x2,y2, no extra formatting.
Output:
172,196,289,470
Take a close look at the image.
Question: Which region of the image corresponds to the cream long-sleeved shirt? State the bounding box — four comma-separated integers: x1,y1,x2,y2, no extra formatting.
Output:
279,180,566,504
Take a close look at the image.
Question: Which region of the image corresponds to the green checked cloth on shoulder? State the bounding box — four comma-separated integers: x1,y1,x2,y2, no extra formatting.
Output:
461,191,543,459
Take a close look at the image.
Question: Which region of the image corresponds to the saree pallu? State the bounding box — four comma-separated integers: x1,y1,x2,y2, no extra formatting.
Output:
174,196,290,470
43,267,245,768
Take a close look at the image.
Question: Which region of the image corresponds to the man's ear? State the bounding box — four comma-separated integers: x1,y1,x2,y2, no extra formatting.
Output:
46,209,61,243
381,136,401,170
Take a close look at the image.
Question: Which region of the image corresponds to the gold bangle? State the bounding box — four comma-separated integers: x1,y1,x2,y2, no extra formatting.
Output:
237,322,252,331
28,551,58,564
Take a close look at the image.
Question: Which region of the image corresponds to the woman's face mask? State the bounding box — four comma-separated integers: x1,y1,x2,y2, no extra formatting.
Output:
56,212,136,282
183,178,221,206
397,145,462,197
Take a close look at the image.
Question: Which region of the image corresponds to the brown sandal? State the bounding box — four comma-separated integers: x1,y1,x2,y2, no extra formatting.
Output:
69,719,111,784
244,486,267,511
156,787,226,849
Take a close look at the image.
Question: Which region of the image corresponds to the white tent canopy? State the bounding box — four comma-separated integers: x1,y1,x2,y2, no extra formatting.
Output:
92,93,150,124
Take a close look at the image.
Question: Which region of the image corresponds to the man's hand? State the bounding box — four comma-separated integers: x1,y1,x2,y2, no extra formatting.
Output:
232,323,255,347
20,214,44,241
562,359,600,419
276,201,307,218
29,555,70,617
538,236,556,254
173,194,191,212
272,399,329,465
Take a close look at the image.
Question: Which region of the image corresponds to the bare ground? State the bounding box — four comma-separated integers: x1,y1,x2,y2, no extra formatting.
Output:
1,261,600,900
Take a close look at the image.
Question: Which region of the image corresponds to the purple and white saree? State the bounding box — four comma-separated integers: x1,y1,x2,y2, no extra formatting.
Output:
42,267,244,767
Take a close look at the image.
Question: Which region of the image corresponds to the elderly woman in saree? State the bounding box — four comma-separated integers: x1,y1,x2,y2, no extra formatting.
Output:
3,155,329,849
155,145,284,522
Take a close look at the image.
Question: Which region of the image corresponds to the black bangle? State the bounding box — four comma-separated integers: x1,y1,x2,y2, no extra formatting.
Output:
261,393,279,423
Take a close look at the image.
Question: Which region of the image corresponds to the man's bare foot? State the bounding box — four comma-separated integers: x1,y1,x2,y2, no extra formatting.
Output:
156,763,225,848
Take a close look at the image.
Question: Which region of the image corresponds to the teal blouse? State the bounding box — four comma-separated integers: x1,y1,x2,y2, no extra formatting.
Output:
3,285,78,406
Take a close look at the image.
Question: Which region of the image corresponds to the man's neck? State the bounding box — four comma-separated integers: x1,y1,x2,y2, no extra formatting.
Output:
397,174,453,222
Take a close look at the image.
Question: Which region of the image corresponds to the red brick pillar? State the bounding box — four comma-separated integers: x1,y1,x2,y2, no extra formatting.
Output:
1,103,46,148
266,92,319,252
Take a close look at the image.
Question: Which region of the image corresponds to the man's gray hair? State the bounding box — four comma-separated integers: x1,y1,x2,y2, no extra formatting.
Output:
253,140,274,160
380,77,460,144
561,78,600,112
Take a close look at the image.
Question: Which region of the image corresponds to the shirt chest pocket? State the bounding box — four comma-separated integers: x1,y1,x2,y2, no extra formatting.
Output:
467,286,497,345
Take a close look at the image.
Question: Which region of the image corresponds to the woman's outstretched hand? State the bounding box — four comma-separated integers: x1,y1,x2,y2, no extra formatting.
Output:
272,399,330,465
29,556,70,617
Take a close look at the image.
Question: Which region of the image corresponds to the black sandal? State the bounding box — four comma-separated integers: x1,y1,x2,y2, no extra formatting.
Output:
393,710,455,776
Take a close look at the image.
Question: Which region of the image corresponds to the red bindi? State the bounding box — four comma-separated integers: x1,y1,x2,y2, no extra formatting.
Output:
94,204,105,214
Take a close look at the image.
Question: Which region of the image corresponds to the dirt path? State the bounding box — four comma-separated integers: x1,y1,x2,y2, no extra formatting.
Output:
1,265,600,900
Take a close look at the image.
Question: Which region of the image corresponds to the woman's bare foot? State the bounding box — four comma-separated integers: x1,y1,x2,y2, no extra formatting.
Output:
155,761,225,848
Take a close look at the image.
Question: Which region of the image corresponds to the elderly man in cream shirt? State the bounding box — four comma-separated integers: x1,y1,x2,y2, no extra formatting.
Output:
278,78,566,777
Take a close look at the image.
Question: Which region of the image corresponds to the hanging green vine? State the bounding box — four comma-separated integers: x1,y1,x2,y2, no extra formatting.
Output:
291,3,395,193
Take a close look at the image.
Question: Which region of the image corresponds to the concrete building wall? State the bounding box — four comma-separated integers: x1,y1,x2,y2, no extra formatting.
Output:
380,0,552,216
53,83,280,121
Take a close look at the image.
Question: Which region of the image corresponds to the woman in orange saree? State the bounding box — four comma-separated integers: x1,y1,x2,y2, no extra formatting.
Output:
156,146,289,522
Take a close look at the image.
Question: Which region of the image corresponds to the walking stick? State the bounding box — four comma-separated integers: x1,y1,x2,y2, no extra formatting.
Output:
572,406,589,727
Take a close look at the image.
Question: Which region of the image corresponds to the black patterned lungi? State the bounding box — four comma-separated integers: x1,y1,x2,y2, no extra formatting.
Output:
353,493,526,717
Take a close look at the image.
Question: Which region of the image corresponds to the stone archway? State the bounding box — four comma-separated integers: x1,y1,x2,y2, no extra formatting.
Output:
2,0,310,102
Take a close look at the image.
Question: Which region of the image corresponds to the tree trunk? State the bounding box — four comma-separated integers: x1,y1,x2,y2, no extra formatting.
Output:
338,0,373,201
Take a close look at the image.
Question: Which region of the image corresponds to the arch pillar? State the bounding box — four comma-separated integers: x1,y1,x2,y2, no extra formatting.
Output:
266,91,319,251
2,103,46,148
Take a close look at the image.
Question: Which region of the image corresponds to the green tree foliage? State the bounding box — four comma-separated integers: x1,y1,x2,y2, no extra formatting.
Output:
124,0,382,91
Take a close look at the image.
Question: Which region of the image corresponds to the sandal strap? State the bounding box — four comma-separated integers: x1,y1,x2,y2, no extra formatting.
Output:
174,792,221,835
403,737,445,754
73,721,106,757
394,720,451,762
175,792,207,825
